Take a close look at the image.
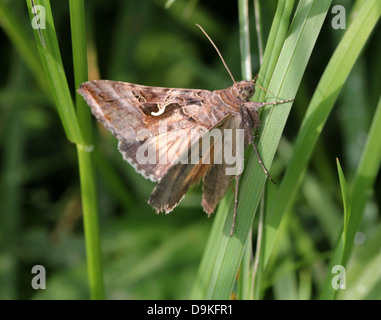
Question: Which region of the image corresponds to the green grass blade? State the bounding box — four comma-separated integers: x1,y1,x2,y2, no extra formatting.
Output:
320,93,381,299
237,231,252,299
344,93,381,264
252,197,265,300
24,0,105,299
25,0,83,144
263,0,381,268
75,148,104,300
318,159,351,300
190,194,232,299
70,0,92,143
321,158,351,299
336,159,351,248
298,269,312,300
190,0,255,299
256,0,294,101
224,0,331,300
192,0,331,300
238,0,252,81
253,0,263,63
69,0,105,300
236,0,252,300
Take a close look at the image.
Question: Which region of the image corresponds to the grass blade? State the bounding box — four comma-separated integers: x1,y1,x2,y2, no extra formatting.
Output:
320,93,381,299
213,0,331,300
319,159,351,299
25,0,83,144
256,0,294,101
191,0,331,299
69,0,105,300
24,0,105,299
336,159,351,248
238,0,252,81
344,93,381,264
263,0,381,268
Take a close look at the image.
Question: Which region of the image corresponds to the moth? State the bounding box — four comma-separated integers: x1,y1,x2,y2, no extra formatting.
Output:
78,25,293,235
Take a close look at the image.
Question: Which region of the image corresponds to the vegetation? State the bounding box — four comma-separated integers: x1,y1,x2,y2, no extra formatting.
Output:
0,0,380,299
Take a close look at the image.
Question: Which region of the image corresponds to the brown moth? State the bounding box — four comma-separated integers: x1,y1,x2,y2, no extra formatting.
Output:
78,26,293,235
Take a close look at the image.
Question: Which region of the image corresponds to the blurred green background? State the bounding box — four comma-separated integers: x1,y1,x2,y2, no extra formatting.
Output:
0,0,380,299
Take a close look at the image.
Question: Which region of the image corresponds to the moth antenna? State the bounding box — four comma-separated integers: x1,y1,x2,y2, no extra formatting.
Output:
252,77,277,97
196,24,236,84
252,75,293,101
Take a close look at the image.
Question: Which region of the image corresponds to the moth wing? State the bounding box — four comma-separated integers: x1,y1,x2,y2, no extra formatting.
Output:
201,114,243,214
78,80,212,141
201,165,235,215
118,124,207,182
148,113,241,213
78,80,214,181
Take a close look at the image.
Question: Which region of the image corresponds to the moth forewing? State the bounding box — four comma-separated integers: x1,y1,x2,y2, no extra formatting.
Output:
78,80,215,182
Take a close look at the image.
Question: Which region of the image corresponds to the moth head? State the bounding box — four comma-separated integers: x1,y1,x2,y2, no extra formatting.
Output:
234,81,255,101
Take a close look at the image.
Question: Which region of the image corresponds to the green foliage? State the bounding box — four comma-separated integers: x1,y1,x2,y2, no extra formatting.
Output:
0,0,380,300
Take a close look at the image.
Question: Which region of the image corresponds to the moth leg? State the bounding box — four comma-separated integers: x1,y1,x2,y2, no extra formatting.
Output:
257,98,294,108
230,174,241,236
250,141,276,184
